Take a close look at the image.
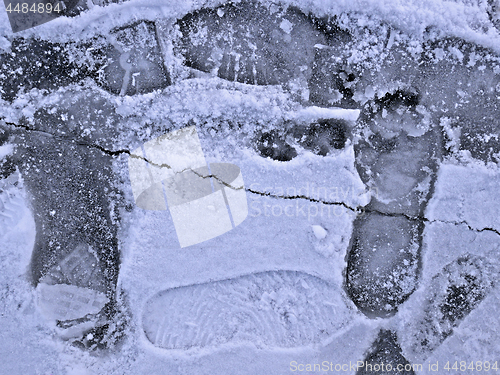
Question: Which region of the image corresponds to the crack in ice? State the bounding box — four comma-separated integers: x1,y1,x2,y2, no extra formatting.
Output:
1,117,246,191
3,117,500,238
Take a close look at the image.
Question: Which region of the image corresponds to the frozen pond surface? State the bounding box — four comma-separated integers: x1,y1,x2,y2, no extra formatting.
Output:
1,0,500,374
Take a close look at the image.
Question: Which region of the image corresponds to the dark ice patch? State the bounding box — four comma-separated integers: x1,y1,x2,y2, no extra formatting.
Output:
309,48,358,108
254,118,348,161
101,21,170,95
410,255,496,356
416,38,500,163
345,214,423,318
0,24,169,101
11,132,120,292
0,38,86,102
174,0,326,86
11,128,124,348
293,118,348,156
357,330,415,375
254,129,297,162
354,130,441,217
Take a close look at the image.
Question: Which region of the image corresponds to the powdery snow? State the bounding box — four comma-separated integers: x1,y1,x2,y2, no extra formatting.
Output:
0,0,500,374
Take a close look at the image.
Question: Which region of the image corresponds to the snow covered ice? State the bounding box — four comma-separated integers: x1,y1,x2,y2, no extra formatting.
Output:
0,0,500,374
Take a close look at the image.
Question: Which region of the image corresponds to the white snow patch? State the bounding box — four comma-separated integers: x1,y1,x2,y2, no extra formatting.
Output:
312,224,328,240
280,19,293,34
0,144,14,160
427,163,500,232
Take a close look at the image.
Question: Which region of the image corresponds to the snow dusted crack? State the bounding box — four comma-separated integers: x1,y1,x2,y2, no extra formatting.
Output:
246,187,358,212
426,218,500,237
246,188,500,238
3,117,500,238
1,117,244,189
1,117,131,157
